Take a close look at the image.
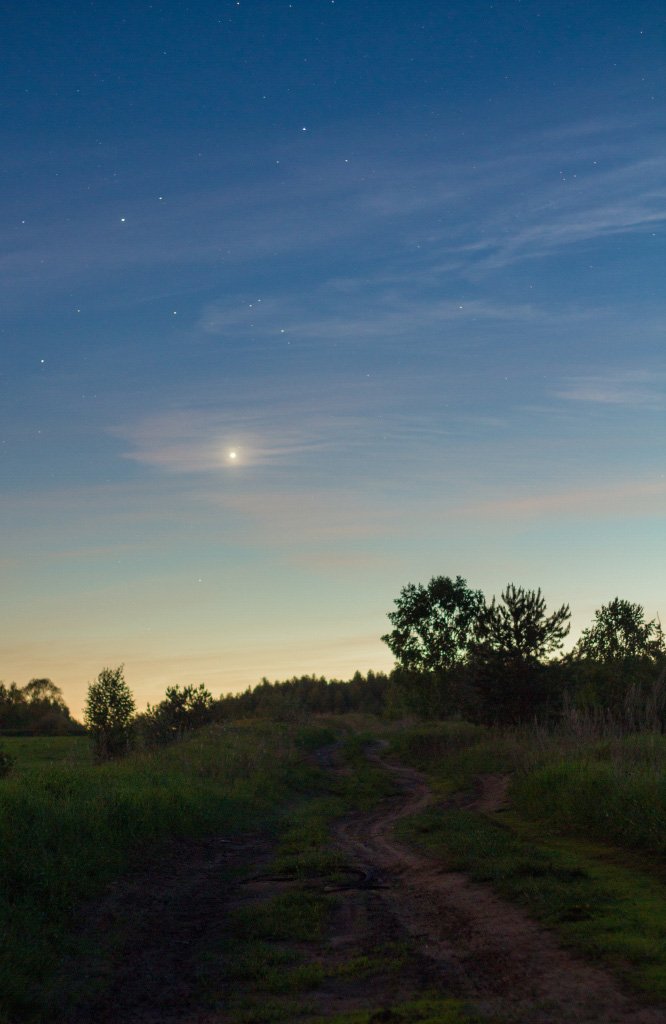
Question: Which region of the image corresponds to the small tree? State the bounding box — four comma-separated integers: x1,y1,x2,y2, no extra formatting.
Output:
139,683,214,747
569,599,666,728
84,665,135,761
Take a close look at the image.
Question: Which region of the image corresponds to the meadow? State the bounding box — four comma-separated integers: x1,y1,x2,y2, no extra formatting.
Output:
0,724,322,1021
2,716,666,1021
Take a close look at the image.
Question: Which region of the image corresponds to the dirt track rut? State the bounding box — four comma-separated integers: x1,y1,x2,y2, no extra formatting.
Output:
335,751,666,1023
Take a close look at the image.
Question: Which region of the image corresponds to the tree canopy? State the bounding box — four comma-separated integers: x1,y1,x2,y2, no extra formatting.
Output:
475,584,571,664
573,598,664,663
381,575,485,672
0,678,80,735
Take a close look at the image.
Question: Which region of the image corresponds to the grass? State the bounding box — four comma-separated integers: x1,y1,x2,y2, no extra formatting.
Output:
512,758,666,854
208,729,492,1023
0,721,432,1023
390,720,666,1001
1,734,90,774
306,996,489,1023
8,714,666,1018
389,721,666,855
0,721,328,1022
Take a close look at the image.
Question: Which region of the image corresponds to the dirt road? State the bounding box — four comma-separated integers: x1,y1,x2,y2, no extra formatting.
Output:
334,751,666,1023
61,748,666,1023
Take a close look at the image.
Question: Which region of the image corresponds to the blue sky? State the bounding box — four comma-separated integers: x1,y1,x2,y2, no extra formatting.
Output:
2,1,664,715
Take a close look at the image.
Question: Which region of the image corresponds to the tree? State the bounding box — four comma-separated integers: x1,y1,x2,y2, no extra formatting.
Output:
0,679,80,735
475,584,571,664
573,598,665,663
22,678,65,705
382,575,485,672
84,665,136,760
470,584,571,725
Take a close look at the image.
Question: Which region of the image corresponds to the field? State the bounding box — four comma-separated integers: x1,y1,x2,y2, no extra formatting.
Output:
2,720,666,1022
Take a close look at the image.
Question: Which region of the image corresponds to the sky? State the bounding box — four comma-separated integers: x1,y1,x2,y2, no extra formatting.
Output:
1,1,664,717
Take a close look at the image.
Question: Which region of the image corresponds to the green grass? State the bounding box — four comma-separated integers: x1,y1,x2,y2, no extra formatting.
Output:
399,804,666,998
389,721,666,855
10,715,666,1019
306,995,489,1023
0,721,326,1022
512,759,666,854
1,735,90,774
207,729,494,1023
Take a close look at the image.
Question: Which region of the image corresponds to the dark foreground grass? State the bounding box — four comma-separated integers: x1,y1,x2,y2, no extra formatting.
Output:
0,721,323,1022
391,722,666,1001
306,996,489,1024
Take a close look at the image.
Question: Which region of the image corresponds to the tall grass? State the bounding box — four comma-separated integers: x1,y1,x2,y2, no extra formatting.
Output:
388,718,666,856
511,734,666,855
0,721,306,1021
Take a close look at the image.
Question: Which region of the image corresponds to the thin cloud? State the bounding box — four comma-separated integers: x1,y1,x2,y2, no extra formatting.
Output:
462,479,666,520
111,408,347,473
2,114,664,306
554,370,665,409
199,293,544,344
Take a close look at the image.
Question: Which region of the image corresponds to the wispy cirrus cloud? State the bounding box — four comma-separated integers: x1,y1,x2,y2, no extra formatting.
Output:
198,292,544,345
2,113,664,307
110,407,349,473
554,369,665,408
461,478,666,520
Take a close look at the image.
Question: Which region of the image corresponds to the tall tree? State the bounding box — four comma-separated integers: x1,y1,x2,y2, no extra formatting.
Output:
470,584,571,725
382,575,485,672
22,678,65,705
573,598,665,663
475,584,571,664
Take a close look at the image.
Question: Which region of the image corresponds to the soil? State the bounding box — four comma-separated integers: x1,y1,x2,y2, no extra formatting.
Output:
58,749,666,1024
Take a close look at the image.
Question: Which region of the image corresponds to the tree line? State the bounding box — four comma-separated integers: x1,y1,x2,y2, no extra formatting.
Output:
221,580,664,728
0,679,84,736
4,577,664,759
380,578,664,726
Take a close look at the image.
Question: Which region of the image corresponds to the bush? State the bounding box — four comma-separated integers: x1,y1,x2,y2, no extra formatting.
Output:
138,683,215,748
